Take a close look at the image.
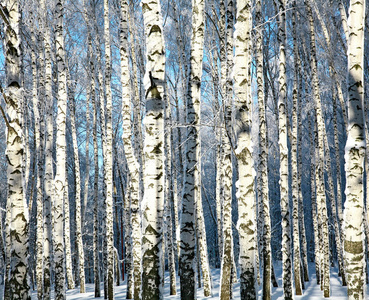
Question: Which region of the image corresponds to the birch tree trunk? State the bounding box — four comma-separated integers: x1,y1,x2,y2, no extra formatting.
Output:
64,167,75,290
68,78,86,293
103,1,115,298
305,1,330,296
234,1,257,298
194,7,212,297
91,41,101,298
216,133,224,264
309,112,321,285
40,0,53,296
344,1,366,299
82,0,92,234
297,87,309,284
141,0,166,298
333,94,346,286
217,0,226,267
290,3,302,295
4,0,30,298
277,0,293,298
54,0,68,298
119,1,141,298
255,1,272,299
31,22,44,298
179,0,205,299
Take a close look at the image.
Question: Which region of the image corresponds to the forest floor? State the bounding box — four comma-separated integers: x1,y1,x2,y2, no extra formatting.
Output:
17,261,369,299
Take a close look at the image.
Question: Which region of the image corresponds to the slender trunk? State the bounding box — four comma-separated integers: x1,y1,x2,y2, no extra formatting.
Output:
179,0,205,299
306,1,330,296
41,0,53,296
119,1,141,298
234,1,256,298
125,182,134,299
3,1,30,298
333,94,346,286
31,19,44,299
141,0,166,298
309,113,321,285
195,44,212,298
277,0,293,298
338,0,349,43
103,1,115,298
291,2,302,294
92,49,101,298
164,73,177,296
216,132,224,264
255,1,272,299
64,167,75,289
297,89,309,284
344,1,366,299
68,78,86,292
54,1,68,298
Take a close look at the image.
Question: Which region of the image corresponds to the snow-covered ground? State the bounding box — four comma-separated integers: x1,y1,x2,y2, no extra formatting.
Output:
21,262,368,299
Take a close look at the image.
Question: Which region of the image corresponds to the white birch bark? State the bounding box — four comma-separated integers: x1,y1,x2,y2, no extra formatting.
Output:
291,2,303,294
40,0,53,296
141,0,166,298
255,1,272,299
124,179,134,299
103,1,115,298
3,0,30,298
196,187,212,297
54,0,68,298
309,113,321,286
220,0,235,298
92,48,101,297
216,133,224,263
306,1,330,296
119,1,141,298
91,7,108,295
127,5,144,181
63,167,75,290
338,0,349,43
68,78,86,293
194,14,212,298
82,0,92,235
297,91,309,284
31,21,44,299
278,0,293,297
234,1,257,298
344,1,366,299
179,0,205,299
165,141,177,296
311,3,347,284
333,94,346,286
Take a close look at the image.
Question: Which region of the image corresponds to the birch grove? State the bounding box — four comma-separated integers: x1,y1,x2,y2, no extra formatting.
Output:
0,1,368,299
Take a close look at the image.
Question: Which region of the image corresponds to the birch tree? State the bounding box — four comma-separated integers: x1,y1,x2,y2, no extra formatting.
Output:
119,0,141,298
54,0,68,297
278,0,293,297
40,0,53,296
291,2,302,295
31,17,44,298
3,0,30,298
219,0,235,297
305,1,330,296
103,0,115,298
255,1,272,299
179,0,206,299
344,1,366,299
234,0,257,298
68,77,86,293
141,0,166,298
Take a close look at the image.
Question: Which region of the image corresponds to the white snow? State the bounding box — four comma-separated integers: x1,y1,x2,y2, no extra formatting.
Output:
26,261,369,299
